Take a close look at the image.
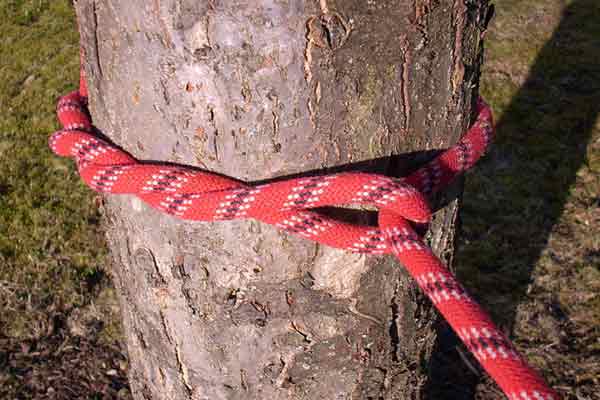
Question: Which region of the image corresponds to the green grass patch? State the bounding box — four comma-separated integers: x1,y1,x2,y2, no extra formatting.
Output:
0,0,107,338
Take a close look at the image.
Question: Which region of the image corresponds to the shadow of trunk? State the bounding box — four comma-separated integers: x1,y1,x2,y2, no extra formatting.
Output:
425,0,600,397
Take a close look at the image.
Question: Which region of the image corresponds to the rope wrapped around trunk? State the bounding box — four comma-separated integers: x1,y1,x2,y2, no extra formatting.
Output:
49,48,558,400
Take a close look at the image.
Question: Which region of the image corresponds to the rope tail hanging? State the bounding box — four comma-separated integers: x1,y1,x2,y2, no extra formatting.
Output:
49,23,558,400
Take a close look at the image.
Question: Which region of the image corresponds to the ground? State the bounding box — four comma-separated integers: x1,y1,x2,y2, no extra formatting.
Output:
0,0,598,399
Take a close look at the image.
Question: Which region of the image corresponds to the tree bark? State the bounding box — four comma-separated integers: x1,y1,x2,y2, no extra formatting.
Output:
75,0,490,398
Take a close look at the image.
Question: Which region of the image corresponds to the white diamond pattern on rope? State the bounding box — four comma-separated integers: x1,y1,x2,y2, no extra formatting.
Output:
349,229,388,254
89,165,130,193
214,188,261,220
276,212,333,238
283,176,335,210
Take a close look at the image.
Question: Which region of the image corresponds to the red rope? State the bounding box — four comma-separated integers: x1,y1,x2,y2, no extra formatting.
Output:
49,56,558,399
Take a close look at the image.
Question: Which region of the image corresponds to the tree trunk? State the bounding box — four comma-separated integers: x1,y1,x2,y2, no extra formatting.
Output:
75,0,490,398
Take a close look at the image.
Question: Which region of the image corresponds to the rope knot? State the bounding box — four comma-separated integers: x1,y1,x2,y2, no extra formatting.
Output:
50,79,558,398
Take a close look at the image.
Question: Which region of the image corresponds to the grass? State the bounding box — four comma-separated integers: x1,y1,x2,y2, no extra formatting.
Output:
0,1,129,397
0,0,106,340
457,0,600,396
0,0,598,398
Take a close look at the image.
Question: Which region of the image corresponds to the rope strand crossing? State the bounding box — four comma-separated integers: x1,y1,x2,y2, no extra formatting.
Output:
49,61,557,399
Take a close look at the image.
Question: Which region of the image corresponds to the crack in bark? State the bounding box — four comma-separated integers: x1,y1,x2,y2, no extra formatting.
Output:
92,0,103,78
275,353,294,387
321,12,352,50
271,110,280,147
174,340,194,396
153,0,174,49
212,132,220,161
159,310,173,344
185,291,201,317
206,105,220,161
414,0,432,24
159,308,194,397
399,36,412,134
348,299,383,326
303,17,317,84
159,78,170,105
389,285,401,362
304,16,321,130
315,81,322,105
290,320,313,343
240,369,249,391
134,247,167,287
173,258,200,319
136,328,149,349
270,93,281,151
451,0,467,94
413,0,431,50
439,198,461,266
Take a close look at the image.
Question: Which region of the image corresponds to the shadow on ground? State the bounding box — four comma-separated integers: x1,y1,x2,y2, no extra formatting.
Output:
425,0,600,398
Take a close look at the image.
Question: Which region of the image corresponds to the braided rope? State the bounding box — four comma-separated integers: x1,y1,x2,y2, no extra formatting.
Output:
49,53,557,399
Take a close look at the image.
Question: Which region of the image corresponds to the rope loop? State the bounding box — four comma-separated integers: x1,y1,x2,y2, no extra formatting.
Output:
49,55,558,399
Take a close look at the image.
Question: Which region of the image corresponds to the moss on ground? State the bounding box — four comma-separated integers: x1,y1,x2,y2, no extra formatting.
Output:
0,0,598,398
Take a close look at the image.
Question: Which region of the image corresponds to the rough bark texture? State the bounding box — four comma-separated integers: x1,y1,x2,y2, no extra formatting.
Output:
75,0,490,398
